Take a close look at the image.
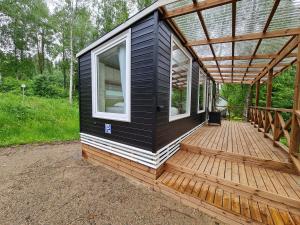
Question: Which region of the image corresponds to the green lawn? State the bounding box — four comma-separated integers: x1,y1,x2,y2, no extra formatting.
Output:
0,93,79,147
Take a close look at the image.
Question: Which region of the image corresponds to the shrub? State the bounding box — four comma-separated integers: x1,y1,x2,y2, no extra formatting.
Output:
33,74,67,98
0,77,21,93
0,77,34,96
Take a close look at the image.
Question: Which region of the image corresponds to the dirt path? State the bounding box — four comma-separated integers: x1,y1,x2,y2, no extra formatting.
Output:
0,142,223,225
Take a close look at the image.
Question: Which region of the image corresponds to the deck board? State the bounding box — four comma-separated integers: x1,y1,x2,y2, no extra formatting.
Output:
157,121,300,225
182,120,289,163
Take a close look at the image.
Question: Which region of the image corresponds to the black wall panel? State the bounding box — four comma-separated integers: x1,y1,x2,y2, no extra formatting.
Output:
78,10,207,153
153,14,207,151
78,13,157,152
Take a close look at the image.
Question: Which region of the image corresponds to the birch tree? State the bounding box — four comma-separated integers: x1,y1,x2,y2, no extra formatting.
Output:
67,0,78,104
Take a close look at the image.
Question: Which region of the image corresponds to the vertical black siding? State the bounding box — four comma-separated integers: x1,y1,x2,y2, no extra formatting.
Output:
154,16,207,151
78,13,157,152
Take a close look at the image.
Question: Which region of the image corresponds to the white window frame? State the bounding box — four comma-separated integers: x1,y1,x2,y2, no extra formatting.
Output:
169,34,192,122
197,69,207,114
91,29,131,122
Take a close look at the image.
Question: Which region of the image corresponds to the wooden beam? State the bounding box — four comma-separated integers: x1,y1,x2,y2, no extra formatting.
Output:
290,35,300,154
231,0,236,82
186,28,300,46
214,79,252,84
211,74,257,78
200,53,297,61
242,0,280,84
164,0,235,19
206,63,289,68
253,36,299,84
208,69,259,74
159,7,214,81
196,10,224,82
255,80,260,107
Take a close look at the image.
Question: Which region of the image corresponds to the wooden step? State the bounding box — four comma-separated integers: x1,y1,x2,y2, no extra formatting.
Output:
166,151,300,210
156,171,300,225
181,143,297,174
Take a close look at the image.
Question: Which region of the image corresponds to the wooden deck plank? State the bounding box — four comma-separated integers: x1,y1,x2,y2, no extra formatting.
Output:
157,171,300,225
182,120,288,163
161,121,300,225
249,200,263,223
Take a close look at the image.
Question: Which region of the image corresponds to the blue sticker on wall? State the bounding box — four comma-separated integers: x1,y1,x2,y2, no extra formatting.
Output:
105,124,112,134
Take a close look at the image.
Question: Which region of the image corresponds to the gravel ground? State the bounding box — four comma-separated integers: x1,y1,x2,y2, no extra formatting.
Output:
0,142,224,225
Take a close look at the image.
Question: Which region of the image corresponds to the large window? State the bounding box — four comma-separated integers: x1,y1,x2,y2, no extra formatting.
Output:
91,29,131,122
198,70,206,113
169,35,192,121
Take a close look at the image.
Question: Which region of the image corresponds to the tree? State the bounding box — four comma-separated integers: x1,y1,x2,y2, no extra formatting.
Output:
220,83,250,119
95,0,129,35
136,0,153,10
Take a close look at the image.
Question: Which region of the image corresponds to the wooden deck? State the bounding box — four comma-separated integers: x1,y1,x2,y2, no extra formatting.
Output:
156,121,300,225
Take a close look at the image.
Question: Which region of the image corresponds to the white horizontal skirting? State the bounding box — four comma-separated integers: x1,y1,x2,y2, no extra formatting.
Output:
80,121,206,169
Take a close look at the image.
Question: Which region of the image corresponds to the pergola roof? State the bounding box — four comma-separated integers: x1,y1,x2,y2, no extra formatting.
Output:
77,0,299,85
162,0,300,85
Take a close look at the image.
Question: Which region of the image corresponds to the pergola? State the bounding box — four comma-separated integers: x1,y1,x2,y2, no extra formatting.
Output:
159,0,299,84
160,0,300,155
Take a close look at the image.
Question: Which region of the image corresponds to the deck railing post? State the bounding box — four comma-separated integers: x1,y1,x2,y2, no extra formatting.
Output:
273,111,280,146
255,80,260,128
264,68,273,136
289,35,300,155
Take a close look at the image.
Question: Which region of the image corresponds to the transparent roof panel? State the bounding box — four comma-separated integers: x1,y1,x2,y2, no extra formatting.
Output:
165,0,193,11
235,40,258,56
251,59,272,64
233,67,247,71
256,37,290,54
281,57,297,64
202,3,232,39
174,13,205,41
213,43,232,57
268,0,300,31
248,67,263,72
234,60,250,65
218,60,232,65
193,45,213,57
203,61,217,66
236,0,273,35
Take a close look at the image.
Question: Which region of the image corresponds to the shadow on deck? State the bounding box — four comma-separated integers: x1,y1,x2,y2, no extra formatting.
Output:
156,120,300,225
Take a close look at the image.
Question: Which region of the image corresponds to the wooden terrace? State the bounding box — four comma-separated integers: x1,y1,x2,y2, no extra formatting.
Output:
156,121,300,225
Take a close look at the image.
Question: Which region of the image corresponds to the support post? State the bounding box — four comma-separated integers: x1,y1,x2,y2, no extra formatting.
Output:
290,35,300,155
247,85,253,122
264,68,273,135
255,79,260,107
254,80,260,126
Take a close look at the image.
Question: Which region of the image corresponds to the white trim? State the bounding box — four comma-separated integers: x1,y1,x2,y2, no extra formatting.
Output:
91,29,131,122
76,0,179,58
169,34,192,122
80,121,207,169
197,70,207,114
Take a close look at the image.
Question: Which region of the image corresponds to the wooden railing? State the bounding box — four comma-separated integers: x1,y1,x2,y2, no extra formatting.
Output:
249,106,293,152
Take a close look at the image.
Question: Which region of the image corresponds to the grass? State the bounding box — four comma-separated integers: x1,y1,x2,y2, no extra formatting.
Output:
0,93,79,147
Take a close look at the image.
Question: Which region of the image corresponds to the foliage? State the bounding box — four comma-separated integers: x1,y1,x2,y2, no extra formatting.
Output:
135,0,153,10
95,0,129,35
220,84,250,119
258,67,295,109
0,93,79,147
0,77,34,95
32,74,67,98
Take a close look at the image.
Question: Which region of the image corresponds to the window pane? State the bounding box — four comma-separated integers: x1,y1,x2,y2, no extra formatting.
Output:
170,41,190,117
97,41,126,114
198,73,205,111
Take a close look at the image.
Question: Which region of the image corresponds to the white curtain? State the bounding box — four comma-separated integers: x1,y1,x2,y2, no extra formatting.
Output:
118,46,126,103
98,62,105,112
